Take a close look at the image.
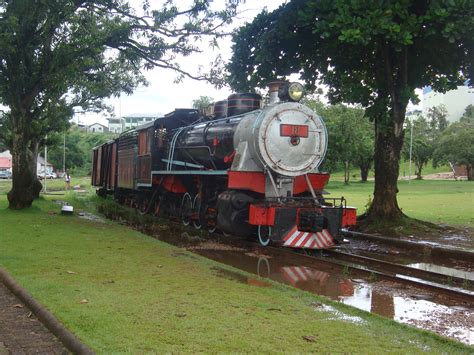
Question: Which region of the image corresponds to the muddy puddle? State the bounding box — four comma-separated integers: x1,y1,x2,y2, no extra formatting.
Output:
151,227,474,345
337,238,474,274
408,263,474,282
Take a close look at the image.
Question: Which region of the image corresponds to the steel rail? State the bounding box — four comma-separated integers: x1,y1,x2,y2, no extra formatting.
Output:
341,230,474,263
288,248,474,302
325,249,473,290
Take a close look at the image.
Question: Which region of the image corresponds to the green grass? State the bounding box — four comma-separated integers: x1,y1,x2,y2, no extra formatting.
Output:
0,195,471,352
327,179,474,227
0,176,91,195
330,160,451,181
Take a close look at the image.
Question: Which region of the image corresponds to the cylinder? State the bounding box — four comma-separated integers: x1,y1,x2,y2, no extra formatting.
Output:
227,93,261,117
213,100,227,119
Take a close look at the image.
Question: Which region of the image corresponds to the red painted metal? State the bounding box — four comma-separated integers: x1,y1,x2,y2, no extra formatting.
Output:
109,142,117,189
341,207,357,227
95,146,102,186
117,149,135,189
228,171,265,194
280,124,309,138
159,176,187,193
293,173,330,194
248,205,276,226
223,150,236,164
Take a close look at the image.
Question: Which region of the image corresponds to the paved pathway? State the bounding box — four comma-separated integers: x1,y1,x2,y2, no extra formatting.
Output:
0,283,66,354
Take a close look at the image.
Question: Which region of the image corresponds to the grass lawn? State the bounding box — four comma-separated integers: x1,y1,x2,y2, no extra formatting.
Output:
0,176,91,195
327,180,474,227
0,194,471,352
330,160,451,181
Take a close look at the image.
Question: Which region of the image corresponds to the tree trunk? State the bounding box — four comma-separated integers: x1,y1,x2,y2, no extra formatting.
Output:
7,130,42,209
367,113,405,221
359,163,369,182
344,160,350,184
29,141,41,199
467,164,473,181
415,164,423,180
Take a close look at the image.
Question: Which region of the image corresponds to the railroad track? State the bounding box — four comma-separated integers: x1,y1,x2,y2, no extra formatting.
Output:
103,208,474,303
292,248,474,302
341,230,474,263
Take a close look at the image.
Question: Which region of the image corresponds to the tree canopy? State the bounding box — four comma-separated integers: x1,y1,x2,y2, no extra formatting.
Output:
402,116,434,179
192,96,215,112
433,120,474,180
460,104,474,124
228,0,474,223
0,0,239,208
46,126,115,175
304,99,373,183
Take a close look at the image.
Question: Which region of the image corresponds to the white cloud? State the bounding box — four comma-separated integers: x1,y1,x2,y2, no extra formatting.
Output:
9,0,423,127
79,0,286,125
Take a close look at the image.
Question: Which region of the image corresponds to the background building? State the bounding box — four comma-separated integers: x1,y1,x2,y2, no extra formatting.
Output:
88,123,108,133
0,150,12,173
0,156,12,173
37,155,54,175
107,117,125,134
122,114,162,130
0,150,53,174
423,85,474,122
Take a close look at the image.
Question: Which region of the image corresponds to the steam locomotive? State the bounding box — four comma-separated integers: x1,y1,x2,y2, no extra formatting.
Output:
92,81,356,248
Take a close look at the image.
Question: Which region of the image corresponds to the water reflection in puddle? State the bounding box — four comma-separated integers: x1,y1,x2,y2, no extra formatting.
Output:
408,263,474,281
155,229,473,345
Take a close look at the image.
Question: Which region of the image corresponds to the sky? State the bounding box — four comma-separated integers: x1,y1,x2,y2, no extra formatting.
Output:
76,0,423,126
78,1,288,126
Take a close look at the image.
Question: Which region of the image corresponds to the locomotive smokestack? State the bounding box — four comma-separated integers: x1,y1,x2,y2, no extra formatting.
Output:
267,80,286,104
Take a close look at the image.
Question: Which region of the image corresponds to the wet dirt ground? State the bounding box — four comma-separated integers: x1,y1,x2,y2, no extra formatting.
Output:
336,238,474,274
370,226,474,251
144,224,474,346
0,283,66,354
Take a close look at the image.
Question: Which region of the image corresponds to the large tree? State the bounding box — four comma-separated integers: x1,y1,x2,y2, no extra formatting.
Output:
227,0,473,223
0,0,238,209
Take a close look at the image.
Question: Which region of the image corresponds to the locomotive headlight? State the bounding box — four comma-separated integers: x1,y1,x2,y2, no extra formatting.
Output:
288,82,304,102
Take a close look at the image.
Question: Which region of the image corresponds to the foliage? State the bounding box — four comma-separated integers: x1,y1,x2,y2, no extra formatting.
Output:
402,116,434,179
426,105,449,131
460,104,474,124
0,0,239,208
433,120,474,180
351,116,375,183
304,99,373,183
227,0,474,221
192,95,214,112
402,105,448,179
46,126,115,175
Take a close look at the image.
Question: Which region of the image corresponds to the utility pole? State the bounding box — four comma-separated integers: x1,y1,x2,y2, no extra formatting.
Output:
408,119,413,183
63,133,66,174
43,137,47,193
